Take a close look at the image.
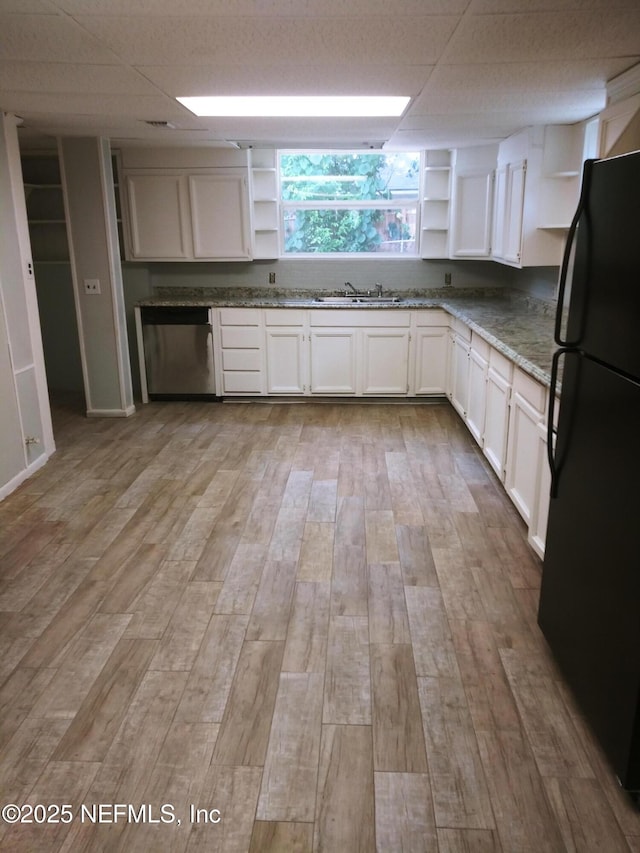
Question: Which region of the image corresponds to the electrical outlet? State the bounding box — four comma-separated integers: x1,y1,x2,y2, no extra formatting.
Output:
269,272,276,284
444,272,452,286
84,279,101,295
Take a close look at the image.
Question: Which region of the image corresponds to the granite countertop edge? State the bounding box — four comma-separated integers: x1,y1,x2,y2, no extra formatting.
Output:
137,288,556,388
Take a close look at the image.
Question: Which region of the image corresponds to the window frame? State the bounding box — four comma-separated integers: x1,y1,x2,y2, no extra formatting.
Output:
278,149,422,259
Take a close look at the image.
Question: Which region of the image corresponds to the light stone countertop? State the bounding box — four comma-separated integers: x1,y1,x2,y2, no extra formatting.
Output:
138,287,558,388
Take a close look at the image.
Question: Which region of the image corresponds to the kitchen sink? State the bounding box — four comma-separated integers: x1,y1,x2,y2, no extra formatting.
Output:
312,295,402,304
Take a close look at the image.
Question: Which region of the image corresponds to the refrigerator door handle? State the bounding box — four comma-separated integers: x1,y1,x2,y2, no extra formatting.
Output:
554,159,596,347
547,347,574,498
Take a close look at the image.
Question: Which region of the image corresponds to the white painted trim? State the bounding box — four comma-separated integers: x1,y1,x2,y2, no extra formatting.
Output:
98,138,135,414
0,450,50,502
58,137,93,414
607,62,640,105
86,405,136,418
134,306,149,404
4,115,56,458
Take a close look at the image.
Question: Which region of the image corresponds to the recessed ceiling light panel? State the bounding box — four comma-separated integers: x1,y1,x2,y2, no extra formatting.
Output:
176,95,410,118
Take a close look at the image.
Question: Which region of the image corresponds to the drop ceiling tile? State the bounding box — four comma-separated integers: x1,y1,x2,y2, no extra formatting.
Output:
19,113,234,143
0,13,118,62
200,115,401,141
0,91,186,119
399,105,594,140
0,61,158,95
74,14,459,65
426,58,636,92
410,87,606,117
57,0,468,16
469,0,639,12
139,64,433,97
0,0,56,12
442,10,640,63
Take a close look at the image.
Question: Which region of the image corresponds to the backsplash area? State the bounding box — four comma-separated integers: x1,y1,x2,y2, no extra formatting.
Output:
510,266,560,304
122,257,516,300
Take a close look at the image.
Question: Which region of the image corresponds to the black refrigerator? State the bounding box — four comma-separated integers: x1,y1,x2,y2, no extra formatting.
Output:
538,149,640,798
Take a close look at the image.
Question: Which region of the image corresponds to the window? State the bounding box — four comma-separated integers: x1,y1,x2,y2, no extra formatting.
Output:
279,151,421,256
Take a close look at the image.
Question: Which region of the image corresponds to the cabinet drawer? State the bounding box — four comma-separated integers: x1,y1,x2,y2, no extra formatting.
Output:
264,308,306,326
222,349,262,371
513,367,546,414
414,309,449,327
221,372,262,393
219,308,261,326
310,309,411,327
450,316,471,340
471,333,490,361
488,347,513,381
221,326,262,348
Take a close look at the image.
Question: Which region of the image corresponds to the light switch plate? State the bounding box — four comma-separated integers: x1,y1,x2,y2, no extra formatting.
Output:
84,279,101,295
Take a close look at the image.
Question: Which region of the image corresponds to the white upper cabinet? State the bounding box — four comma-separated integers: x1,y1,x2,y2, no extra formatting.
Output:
120,148,251,262
449,145,497,260
250,149,279,259
491,124,586,268
502,159,527,265
420,149,451,259
189,172,251,260
125,172,190,259
597,92,640,157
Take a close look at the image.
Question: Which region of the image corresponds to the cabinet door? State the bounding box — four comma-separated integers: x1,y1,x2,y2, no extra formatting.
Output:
503,160,526,264
189,172,251,259
448,333,470,418
310,329,357,394
528,419,551,558
466,346,488,444
266,329,306,394
125,173,190,259
413,327,448,394
505,387,544,524
361,329,410,395
483,366,511,481
491,166,507,260
450,169,494,258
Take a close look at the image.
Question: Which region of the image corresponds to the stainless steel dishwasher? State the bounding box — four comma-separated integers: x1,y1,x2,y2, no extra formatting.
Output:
140,306,217,399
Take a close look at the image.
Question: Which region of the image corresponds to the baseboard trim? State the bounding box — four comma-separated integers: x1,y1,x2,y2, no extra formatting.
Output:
0,452,51,502
86,405,136,418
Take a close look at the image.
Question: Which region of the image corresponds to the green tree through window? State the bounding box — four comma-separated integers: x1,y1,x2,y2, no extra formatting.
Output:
279,152,420,255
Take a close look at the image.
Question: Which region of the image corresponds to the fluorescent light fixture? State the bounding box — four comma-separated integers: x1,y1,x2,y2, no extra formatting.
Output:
176,95,410,117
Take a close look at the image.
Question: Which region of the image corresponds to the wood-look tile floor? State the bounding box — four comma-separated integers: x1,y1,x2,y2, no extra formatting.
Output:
1,394,639,852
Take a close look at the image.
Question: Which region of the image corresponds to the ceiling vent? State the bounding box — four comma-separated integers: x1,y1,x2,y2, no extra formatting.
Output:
144,120,177,129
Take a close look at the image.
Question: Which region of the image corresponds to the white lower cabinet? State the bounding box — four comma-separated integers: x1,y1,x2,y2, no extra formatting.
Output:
482,349,513,481
449,337,551,557
447,321,471,419
361,329,410,395
528,419,552,558
505,367,547,525
466,336,489,445
412,310,449,395
310,329,357,394
309,309,411,396
264,309,307,394
217,308,265,395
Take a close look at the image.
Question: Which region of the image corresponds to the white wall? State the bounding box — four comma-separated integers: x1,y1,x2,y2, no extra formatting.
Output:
60,137,135,417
